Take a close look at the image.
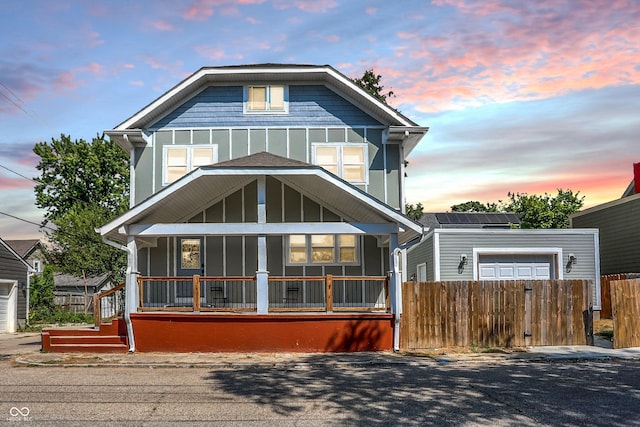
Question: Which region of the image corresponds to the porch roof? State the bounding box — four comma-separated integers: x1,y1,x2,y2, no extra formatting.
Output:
98,152,423,245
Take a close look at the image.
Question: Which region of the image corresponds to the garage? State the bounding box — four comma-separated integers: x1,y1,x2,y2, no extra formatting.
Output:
0,280,18,333
478,254,555,280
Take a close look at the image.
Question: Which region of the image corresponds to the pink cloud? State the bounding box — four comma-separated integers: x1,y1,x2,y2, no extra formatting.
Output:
0,175,34,191
365,7,376,15
52,71,80,91
246,16,259,24
153,20,177,31
194,45,227,60
325,34,340,42
273,0,337,13
389,1,640,113
129,81,144,86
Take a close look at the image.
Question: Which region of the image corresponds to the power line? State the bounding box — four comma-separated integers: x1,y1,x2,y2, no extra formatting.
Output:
0,164,37,183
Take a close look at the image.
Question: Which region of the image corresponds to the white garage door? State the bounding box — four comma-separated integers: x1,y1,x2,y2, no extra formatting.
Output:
0,281,17,333
478,254,553,280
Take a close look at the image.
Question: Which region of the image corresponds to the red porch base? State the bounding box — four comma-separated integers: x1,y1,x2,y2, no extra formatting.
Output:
131,312,394,352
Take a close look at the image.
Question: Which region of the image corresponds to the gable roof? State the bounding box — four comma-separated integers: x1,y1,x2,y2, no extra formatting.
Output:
53,272,111,291
4,239,41,258
0,237,35,272
98,152,423,245
105,64,428,155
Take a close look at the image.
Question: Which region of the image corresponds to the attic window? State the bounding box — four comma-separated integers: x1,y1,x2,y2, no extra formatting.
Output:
245,85,287,113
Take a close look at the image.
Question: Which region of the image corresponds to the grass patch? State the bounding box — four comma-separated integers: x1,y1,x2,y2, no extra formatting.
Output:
594,319,614,341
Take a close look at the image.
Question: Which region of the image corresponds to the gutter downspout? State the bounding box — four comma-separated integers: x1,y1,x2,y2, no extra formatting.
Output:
26,270,33,326
392,247,402,352
101,235,136,352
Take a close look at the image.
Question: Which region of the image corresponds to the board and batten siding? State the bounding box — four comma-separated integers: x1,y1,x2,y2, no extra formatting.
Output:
406,229,600,308
0,243,29,324
138,176,387,279
571,194,640,275
130,83,402,209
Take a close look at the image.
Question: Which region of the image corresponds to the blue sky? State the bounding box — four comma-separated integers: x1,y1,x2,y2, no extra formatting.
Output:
1,0,639,239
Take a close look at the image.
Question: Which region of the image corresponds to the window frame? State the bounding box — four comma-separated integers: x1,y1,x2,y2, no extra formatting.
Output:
286,234,359,266
312,143,368,185
163,144,218,185
243,84,289,114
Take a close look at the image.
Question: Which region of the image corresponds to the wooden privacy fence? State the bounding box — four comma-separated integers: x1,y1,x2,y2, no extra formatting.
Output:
53,292,93,314
610,278,640,349
401,280,593,350
600,273,640,319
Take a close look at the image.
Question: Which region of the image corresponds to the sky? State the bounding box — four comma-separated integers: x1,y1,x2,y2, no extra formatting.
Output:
0,0,639,240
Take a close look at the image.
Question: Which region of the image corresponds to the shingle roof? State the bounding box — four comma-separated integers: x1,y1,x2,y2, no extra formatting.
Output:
53,272,112,291
209,151,313,169
4,239,40,258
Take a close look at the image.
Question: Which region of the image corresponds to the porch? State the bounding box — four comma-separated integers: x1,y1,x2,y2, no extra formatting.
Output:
84,274,395,353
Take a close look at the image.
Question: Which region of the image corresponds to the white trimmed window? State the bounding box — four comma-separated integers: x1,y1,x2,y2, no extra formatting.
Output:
287,234,358,265
312,143,367,184
164,145,217,184
245,85,287,113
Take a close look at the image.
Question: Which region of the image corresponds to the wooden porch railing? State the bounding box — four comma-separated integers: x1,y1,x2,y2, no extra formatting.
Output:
135,274,390,313
93,283,126,327
137,276,257,312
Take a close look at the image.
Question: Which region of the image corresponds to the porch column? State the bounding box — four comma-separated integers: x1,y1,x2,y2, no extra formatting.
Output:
125,235,138,351
256,176,269,314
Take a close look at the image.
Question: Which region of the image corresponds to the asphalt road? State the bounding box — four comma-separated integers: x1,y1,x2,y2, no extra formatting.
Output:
1,334,640,426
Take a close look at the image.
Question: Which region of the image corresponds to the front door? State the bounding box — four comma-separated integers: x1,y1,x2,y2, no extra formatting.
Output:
175,237,204,305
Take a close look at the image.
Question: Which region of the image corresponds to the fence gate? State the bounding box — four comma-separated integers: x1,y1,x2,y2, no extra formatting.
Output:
610,279,640,349
401,280,593,350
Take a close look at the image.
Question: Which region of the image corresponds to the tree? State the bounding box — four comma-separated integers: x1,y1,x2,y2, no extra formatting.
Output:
34,134,129,281
450,189,585,229
405,203,424,221
29,264,55,322
352,69,395,104
505,190,585,229
450,201,500,212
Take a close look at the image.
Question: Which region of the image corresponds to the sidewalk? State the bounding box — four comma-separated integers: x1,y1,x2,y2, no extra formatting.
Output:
8,334,640,368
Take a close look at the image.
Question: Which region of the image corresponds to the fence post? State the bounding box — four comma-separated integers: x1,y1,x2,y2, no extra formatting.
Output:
193,275,201,312
524,281,532,346
325,274,333,312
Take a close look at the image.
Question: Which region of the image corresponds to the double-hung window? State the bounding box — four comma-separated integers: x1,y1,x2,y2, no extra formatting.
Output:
287,234,358,265
313,143,367,184
164,145,217,184
245,85,287,113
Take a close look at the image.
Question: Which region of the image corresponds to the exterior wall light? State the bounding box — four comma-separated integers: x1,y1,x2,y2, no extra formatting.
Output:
458,254,468,274
566,253,577,273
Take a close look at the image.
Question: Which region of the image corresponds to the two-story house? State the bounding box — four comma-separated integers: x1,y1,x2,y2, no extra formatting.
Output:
79,64,428,353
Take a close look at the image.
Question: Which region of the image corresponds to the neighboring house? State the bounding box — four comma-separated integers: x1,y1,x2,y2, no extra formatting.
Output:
571,163,640,275
53,273,112,314
5,239,48,273
0,237,34,332
91,64,428,352
405,212,601,310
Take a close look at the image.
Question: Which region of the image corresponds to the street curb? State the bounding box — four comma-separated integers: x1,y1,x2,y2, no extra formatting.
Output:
14,352,640,368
